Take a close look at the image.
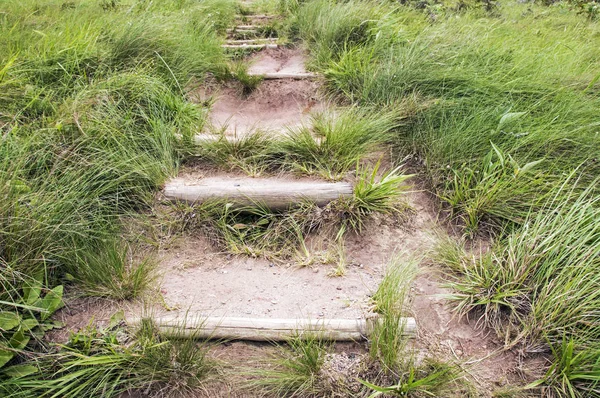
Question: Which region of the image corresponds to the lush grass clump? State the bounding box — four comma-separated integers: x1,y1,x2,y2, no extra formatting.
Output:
363,257,468,397
196,132,277,176
0,0,233,377
292,0,600,232
437,181,600,396
1,318,219,398
248,333,330,396
288,0,392,68
369,257,417,372
281,107,404,179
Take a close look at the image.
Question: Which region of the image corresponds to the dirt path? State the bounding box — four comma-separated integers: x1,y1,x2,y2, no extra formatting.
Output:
208,49,326,137
50,6,531,397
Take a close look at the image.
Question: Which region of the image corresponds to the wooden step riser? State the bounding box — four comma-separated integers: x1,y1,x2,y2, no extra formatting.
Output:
128,316,417,341
222,44,278,50
226,38,278,45
164,180,352,210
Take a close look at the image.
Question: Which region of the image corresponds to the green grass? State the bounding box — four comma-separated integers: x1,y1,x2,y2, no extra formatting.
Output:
361,358,465,398
229,61,264,95
171,162,411,260
0,0,233,382
363,256,469,397
196,132,277,176
66,240,156,300
280,107,404,179
369,257,417,372
292,0,600,232
2,318,219,398
436,181,600,395
291,1,600,394
248,333,330,397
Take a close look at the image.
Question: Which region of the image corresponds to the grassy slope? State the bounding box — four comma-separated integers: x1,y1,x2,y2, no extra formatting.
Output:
293,0,600,231
290,0,600,396
0,0,235,390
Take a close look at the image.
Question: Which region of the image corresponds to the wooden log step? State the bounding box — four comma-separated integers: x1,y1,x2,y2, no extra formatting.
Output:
234,25,258,30
227,28,258,33
226,38,278,45
222,43,278,50
251,72,319,80
128,316,417,341
163,177,353,209
239,14,274,19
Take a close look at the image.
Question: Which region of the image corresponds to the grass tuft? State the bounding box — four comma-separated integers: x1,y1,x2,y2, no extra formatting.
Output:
281,107,402,179
248,333,330,397
66,240,156,300
369,256,417,372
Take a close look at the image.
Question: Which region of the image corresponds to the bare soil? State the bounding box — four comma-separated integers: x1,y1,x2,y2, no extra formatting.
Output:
247,47,311,75
208,48,327,137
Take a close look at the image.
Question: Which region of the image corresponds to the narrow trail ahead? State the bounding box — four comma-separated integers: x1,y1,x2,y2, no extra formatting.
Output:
151,6,399,339
146,8,518,390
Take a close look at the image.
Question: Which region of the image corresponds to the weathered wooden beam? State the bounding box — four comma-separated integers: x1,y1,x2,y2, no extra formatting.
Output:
128,316,417,341
163,178,352,209
222,43,278,50
241,14,274,19
226,38,278,45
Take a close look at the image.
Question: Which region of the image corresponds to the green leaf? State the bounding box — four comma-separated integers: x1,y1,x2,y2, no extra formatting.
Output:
23,284,42,306
498,111,526,129
8,327,30,350
0,347,14,368
109,310,125,329
489,142,505,166
0,311,21,331
516,159,544,176
41,320,64,331
39,285,64,321
2,364,38,378
20,318,39,332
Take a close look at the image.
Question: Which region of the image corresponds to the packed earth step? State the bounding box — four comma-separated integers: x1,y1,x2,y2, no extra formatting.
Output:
127,316,417,341
203,46,324,138
163,177,353,209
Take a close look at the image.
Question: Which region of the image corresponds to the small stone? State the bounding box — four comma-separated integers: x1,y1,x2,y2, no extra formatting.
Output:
269,263,275,267
271,300,278,305
222,270,228,274
336,287,342,290
318,312,324,317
